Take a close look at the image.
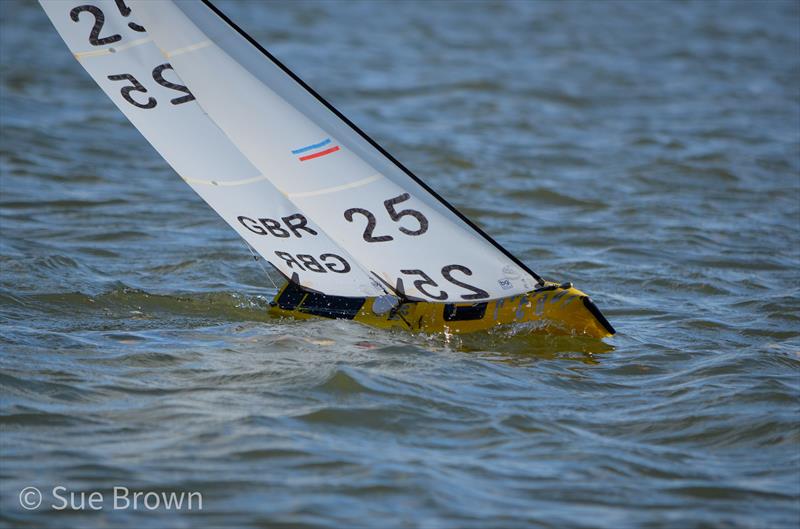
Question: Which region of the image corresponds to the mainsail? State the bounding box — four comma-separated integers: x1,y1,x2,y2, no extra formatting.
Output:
40,0,543,302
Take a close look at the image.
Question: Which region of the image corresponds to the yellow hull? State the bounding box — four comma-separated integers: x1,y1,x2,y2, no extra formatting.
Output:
269,281,615,338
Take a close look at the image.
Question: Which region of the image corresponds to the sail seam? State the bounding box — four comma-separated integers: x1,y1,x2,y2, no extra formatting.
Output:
74,37,151,60
181,174,266,186
287,174,382,199
165,40,212,58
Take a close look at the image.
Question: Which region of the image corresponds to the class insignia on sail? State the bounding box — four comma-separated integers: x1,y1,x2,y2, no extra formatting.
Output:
39,0,615,338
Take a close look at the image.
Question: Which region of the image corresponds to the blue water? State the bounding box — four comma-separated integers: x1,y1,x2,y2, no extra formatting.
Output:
1,1,799,528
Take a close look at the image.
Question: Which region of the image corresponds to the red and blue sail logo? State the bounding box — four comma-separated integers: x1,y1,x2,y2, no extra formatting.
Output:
291,138,340,162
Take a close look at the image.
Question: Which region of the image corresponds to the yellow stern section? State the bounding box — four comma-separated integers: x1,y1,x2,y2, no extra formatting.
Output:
269,281,615,338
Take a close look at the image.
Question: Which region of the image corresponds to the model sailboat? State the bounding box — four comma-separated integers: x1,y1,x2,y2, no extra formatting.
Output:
39,0,615,337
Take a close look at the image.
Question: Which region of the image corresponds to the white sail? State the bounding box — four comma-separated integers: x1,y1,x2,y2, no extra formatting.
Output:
40,0,543,302
39,0,381,297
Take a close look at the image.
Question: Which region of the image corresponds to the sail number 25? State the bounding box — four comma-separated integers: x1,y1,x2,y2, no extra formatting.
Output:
344,193,428,243
347,194,489,299
70,1,145,45
402,266,489,300
374,266,490,301
107,64,195,109
69,2,195,109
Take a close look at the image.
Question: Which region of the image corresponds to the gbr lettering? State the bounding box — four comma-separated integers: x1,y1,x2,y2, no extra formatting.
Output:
237,214,318,238
274,252,351,274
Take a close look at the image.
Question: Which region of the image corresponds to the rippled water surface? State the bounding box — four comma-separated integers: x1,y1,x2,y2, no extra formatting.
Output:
1,1,799,527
